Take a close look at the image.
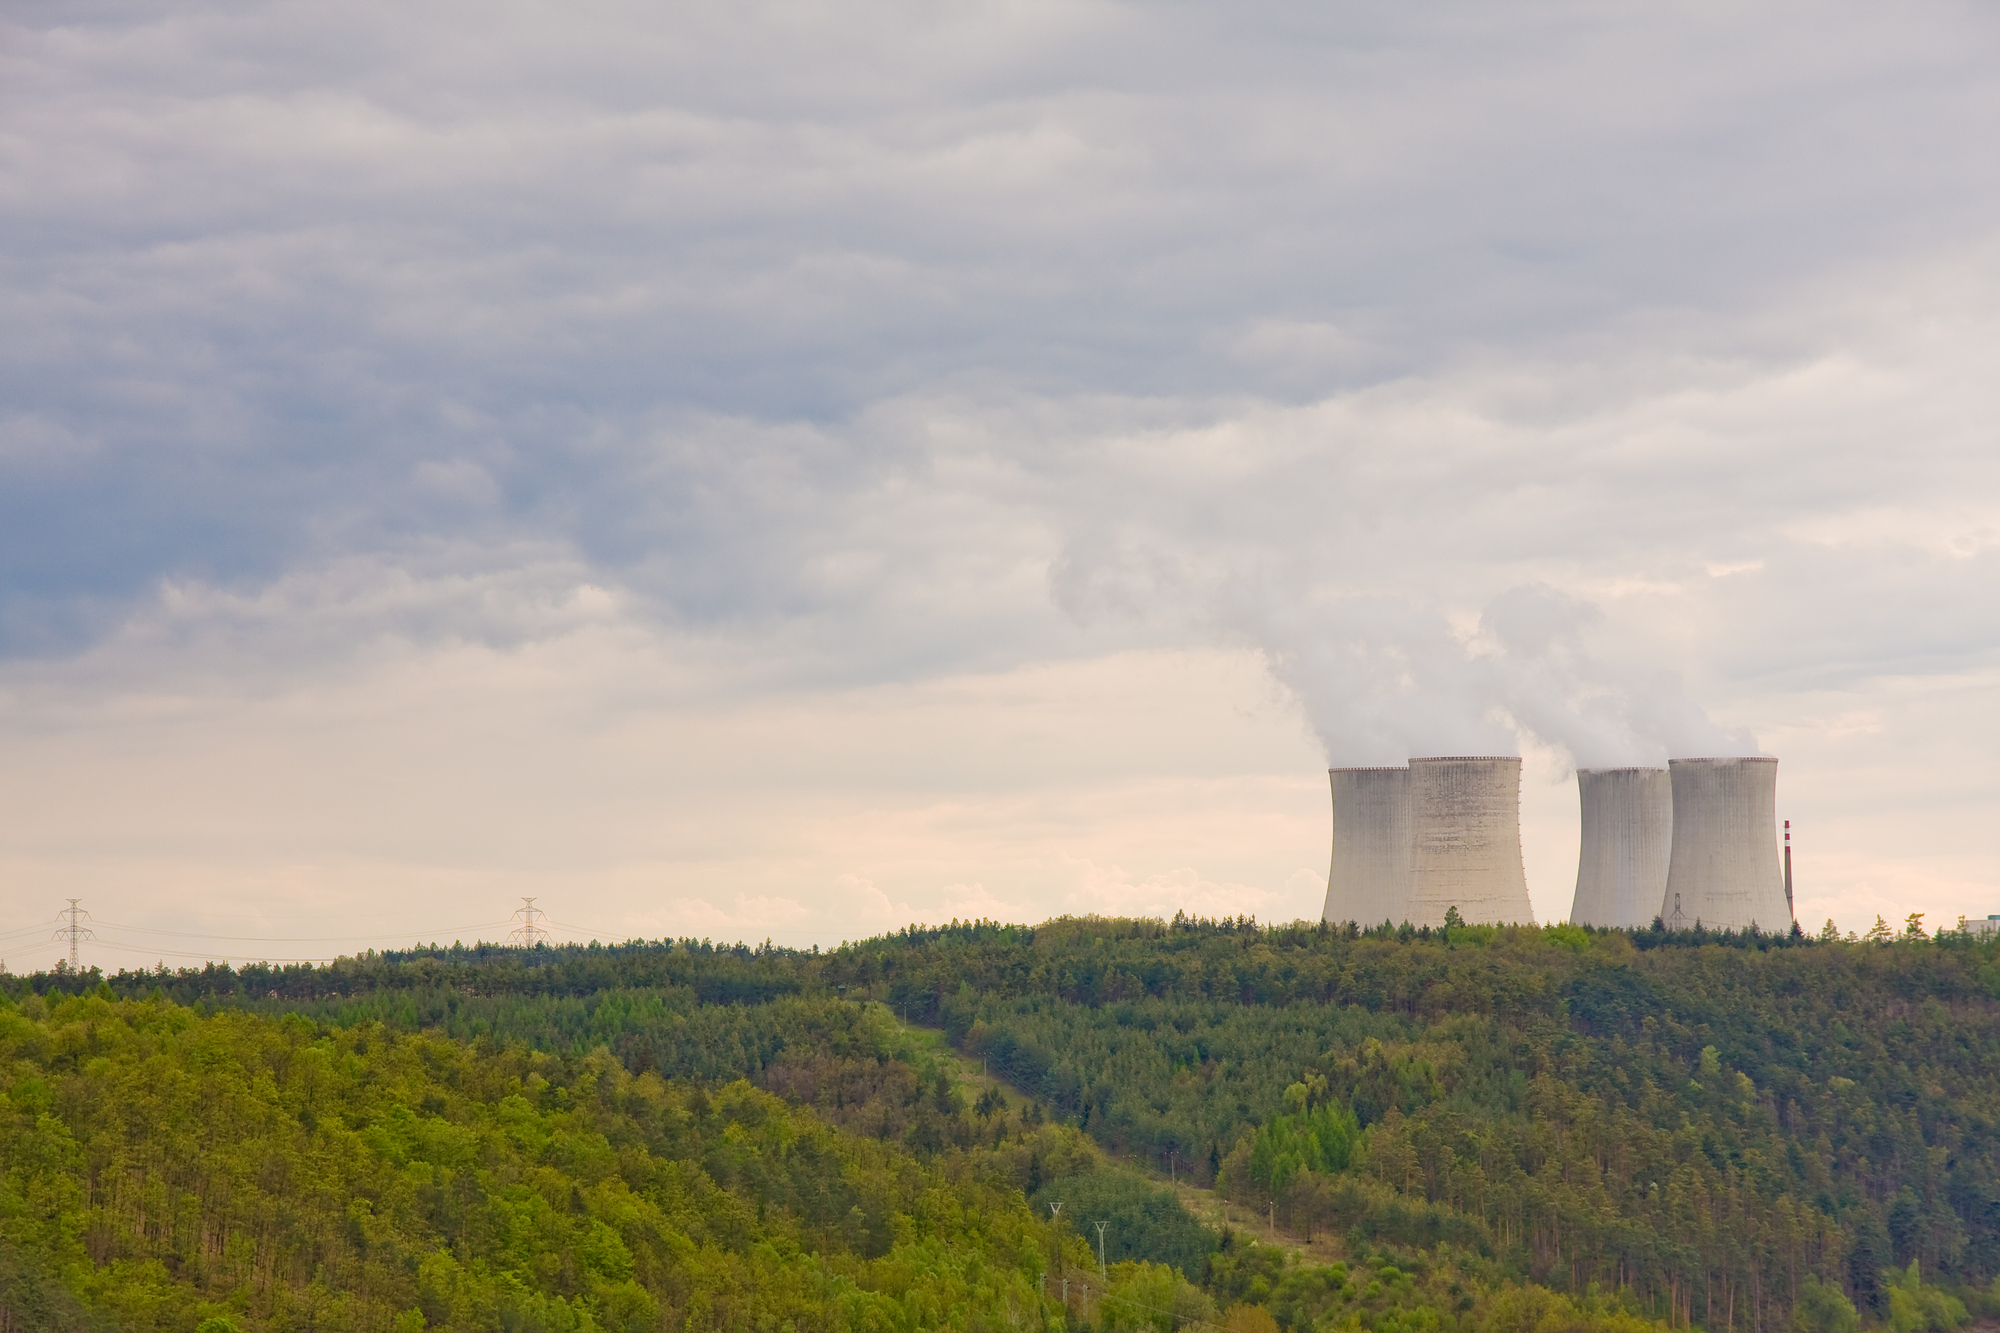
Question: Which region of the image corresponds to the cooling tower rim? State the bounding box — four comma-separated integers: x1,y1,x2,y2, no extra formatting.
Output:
1577,765,1668,774
1409,755,1521,763
1668,755,1778,765
1329,765,1408,772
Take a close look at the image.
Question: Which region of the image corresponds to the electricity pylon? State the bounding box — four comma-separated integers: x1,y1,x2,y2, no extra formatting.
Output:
507,897,549,948
52,899,95,971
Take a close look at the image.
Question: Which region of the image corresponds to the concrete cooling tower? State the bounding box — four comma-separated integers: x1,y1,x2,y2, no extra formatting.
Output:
1660,757,1791,933
1407,757,1536,927
1322,767,1411,928
1569,767,1672,929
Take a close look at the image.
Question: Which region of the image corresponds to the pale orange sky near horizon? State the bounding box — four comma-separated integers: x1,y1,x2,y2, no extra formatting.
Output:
4,637,1991,968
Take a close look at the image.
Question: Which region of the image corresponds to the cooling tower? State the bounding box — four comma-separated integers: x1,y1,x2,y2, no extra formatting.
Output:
1407,757,1536,927
1323,767,1411,927
1659,757,1790,933
1569,767,1672,928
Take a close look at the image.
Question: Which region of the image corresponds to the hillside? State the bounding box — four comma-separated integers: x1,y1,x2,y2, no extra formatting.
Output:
7,917,2000,1332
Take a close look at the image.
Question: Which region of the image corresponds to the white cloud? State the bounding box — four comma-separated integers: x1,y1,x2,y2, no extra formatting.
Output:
3,0,1999,949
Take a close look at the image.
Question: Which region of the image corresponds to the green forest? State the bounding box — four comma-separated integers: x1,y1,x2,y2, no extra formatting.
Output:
6,916,2000,1333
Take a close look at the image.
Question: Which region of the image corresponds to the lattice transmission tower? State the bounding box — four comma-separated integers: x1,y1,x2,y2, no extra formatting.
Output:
507,897,549,948
52,899,95,972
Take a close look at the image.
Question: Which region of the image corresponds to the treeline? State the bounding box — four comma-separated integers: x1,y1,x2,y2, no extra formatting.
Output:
10,915,2000,1333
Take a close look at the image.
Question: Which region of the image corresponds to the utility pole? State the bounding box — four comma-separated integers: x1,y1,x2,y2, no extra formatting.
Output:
1093,1221,1108,1280
52,899,94,972
507,897,548,948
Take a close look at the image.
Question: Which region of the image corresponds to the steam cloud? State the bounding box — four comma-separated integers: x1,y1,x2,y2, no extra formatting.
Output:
1051,519,1756,772
1252,584,1754,771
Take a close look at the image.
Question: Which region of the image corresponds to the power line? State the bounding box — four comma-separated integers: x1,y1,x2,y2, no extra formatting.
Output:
4,907,552,972
2,902,662,971
545,919,638,940
5,916,640,949
88,939,345,965
81,933,568,966
90,919,514,943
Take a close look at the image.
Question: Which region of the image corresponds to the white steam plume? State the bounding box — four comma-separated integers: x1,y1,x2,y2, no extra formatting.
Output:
1244,584,1754,770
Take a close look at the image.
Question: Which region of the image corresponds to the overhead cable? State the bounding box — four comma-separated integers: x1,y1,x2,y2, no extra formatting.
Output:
89,919,514,943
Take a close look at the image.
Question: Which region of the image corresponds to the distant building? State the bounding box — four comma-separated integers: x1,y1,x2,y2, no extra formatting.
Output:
1963,916,2000,936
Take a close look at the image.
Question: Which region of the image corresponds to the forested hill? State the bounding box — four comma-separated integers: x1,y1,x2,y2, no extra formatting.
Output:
10,917,2000,1333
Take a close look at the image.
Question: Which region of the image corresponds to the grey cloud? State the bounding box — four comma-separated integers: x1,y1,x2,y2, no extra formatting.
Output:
5,0,2000,739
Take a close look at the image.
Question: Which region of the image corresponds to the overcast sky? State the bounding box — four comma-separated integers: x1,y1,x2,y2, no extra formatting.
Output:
5,0,2000,964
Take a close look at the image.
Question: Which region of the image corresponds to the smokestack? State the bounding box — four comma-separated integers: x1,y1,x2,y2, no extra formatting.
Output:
1323,767,1411,928
1570,767,1672,928
1660,757,1790,932
1784,819,1793,915
1407,757,1536,927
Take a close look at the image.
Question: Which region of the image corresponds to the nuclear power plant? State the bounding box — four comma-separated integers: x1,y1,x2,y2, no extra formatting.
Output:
1320,756,1535,927
1660,757,1791,932
1323,753,1792,933
1324,767,1411,929
1408,757,1536,927
1569,767,1672,928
